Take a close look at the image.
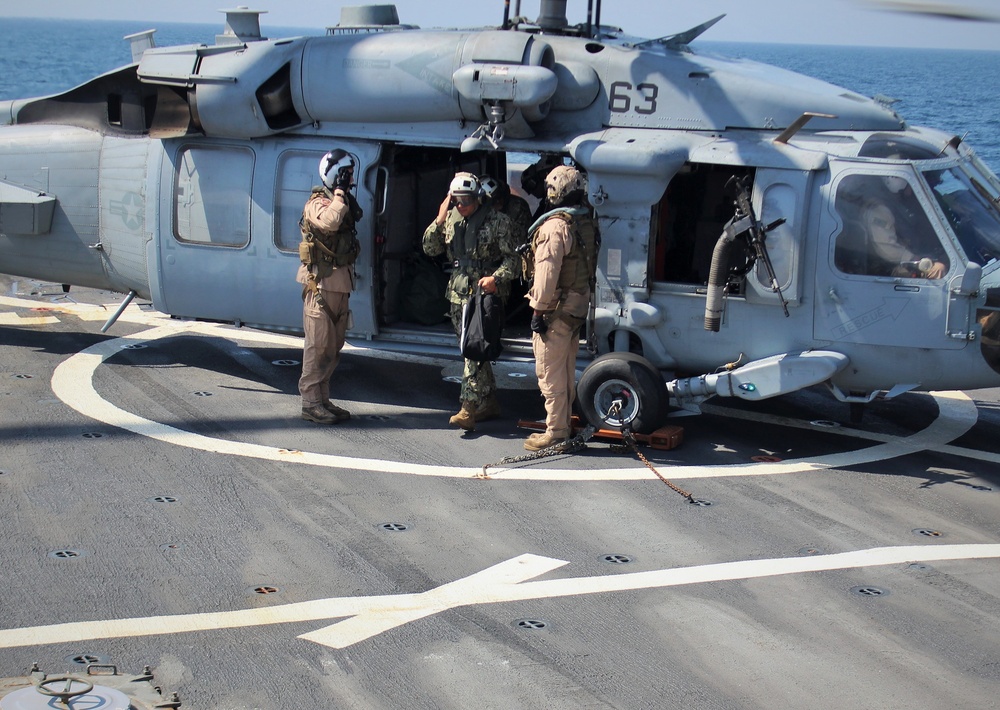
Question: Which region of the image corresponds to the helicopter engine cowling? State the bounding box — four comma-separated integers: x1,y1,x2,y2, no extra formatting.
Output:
144,30,560,139
300,30,556,128
452,64,557,123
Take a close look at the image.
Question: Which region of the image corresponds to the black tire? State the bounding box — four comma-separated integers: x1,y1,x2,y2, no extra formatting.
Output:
576,352,668,434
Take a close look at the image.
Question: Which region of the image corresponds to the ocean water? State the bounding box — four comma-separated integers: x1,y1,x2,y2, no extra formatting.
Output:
0,18,997,171
0,17,317,101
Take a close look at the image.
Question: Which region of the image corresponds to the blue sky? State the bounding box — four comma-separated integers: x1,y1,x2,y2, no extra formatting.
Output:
0,1,996,50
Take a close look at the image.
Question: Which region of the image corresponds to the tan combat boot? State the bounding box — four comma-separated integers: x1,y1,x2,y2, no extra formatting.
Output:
302,404,339,424
322,400,351,422
523,431,568,451
449,401,477,431
475,395,501,423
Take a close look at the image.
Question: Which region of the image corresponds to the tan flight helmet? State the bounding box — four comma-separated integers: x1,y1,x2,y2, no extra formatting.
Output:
545,165,587,207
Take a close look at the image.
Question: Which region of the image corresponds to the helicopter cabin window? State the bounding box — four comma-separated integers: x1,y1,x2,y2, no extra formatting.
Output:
652,163,754,286
833,174,949,279
174,146,253,247
274,151,329,252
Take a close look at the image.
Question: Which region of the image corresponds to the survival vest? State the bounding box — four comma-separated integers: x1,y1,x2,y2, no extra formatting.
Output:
524,206,600,291
298,187,361,281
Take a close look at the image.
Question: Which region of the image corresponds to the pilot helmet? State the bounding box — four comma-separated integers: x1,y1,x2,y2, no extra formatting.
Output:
449,172,481,196
882,155,908,194
319,149,356,190
884,175,908,194
479,175,500,200
520,154,561,198
545,165,587,207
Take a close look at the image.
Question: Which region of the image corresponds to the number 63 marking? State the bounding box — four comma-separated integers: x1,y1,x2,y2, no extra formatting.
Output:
609,81,659,115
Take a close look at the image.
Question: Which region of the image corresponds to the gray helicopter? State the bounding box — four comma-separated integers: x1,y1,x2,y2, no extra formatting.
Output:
1,0,999,434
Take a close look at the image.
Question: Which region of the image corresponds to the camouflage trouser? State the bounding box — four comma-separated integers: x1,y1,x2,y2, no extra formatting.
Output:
450,301,496,407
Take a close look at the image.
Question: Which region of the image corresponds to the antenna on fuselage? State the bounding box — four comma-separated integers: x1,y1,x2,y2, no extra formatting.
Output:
631,14,726,50
124,29,156,64
216,7,268,45
773,112,838,145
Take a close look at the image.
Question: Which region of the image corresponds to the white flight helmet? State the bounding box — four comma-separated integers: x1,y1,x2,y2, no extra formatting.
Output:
884,175,908,194
319,149,356,190
449,172,480,195
479,175,500,200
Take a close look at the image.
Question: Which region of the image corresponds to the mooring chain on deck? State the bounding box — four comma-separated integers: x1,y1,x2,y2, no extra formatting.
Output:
613,427,696,503
479,396,696,504
604,398,697,504
477,426,597,479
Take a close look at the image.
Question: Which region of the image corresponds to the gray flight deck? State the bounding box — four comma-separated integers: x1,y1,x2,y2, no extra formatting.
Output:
1,274,998,709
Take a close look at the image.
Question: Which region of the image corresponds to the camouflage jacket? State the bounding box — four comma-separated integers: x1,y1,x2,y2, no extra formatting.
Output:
502,194,533,246
422,206,518,304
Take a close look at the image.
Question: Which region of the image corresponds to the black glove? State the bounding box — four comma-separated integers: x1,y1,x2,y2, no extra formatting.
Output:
530,312,548,335
334,168,353,191
346,191,364,221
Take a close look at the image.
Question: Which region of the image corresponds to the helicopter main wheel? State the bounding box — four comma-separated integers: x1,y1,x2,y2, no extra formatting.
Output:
577,352,669,435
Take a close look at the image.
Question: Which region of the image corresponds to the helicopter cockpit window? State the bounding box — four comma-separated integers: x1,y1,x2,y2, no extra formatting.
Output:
833,174,949,279
923,166,1000,269
858,136,940,161
174,146,253,247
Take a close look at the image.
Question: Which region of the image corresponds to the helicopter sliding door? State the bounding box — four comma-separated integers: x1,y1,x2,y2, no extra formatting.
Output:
814,166,965,350
646,162,760,370
153,137,380,334
271,143,381,337
648,162,812,371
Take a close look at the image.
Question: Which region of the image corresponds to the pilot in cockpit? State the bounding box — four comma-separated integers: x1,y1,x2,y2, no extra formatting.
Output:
856,175,948,279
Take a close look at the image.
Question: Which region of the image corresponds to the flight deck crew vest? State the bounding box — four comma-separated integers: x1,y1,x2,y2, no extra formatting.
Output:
447,204,497,297
299,187,360,280
448,203,490,264
527,207,599,291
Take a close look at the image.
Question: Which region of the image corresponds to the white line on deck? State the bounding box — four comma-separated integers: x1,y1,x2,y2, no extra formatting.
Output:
0,544,996,650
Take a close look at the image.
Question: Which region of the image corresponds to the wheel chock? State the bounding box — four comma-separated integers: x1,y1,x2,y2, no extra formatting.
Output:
517,415,683,451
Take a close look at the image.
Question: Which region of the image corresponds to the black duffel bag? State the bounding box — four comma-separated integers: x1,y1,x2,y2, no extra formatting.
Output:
460,286,504,362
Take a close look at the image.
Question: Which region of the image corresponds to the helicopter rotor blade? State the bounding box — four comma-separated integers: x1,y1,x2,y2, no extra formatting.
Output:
857,0,1000,22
